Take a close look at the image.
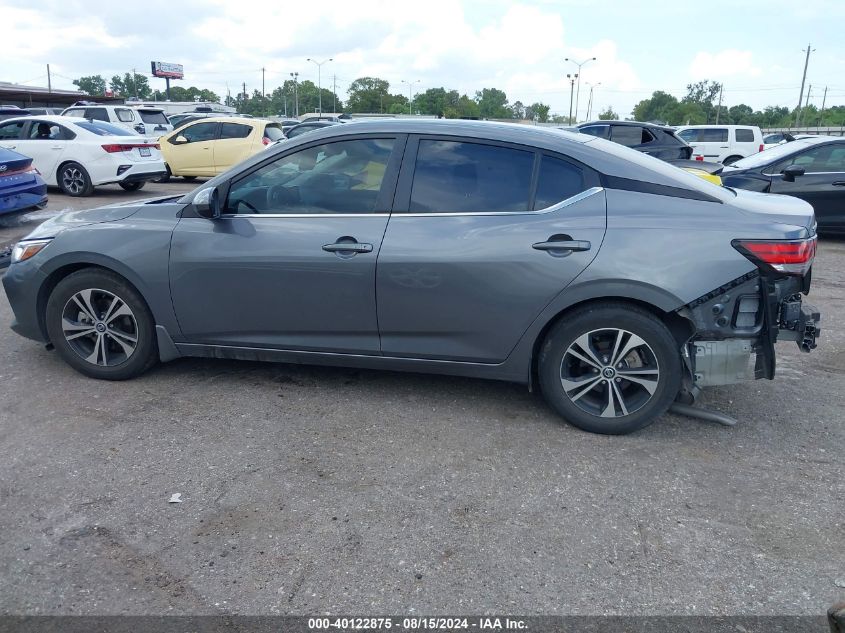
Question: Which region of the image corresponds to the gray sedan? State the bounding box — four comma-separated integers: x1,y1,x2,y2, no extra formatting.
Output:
2,120,821,434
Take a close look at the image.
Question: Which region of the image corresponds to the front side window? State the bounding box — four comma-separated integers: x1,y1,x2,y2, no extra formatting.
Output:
778,144,845,173
735,128,755,143
409,140,534,213
533,155,586,209
178,122,218,143
219,123,252,139
225,138,396,214
0,121,26,140
116,109,135,122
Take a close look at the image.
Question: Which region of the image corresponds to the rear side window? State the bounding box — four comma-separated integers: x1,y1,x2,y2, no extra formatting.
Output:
579,125,610,139
534,156,585,209
0,121,26,139
85,108,109,122
735,128,755,143
138,110,169,124
263,124,284,141
73,120,133,136
677,129,698,142
220,123,252,139
409,140,534,213
116,109,135,122
700,128,728,142
611,125,650,147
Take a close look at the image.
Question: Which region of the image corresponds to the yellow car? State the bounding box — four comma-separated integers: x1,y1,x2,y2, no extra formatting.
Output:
682,167,722,185
159,117,284,179
669,159,723,186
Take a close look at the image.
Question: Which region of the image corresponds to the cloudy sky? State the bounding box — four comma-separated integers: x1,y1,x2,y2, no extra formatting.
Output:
5,0,845,119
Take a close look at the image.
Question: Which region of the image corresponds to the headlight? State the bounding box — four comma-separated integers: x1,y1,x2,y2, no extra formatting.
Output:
11,239,53,263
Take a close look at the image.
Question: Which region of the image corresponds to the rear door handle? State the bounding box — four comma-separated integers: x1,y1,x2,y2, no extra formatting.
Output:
322,241,373,254
832,181,845,186
532,240,591,253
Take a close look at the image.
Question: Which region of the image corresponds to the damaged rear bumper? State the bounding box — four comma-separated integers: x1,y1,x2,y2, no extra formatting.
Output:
678,270,820,390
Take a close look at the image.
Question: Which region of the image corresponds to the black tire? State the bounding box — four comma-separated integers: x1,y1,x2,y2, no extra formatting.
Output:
182,176,198,181
45,269,158,380
118,181,146,191
538,302,681,435
723,155,743,166
57,162,94,197
156,165,171,183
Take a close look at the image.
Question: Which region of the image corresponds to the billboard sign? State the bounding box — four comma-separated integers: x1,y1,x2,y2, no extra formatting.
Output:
151,61,184,79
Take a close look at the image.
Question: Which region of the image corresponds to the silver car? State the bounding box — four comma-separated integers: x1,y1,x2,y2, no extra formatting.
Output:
2,120,821,434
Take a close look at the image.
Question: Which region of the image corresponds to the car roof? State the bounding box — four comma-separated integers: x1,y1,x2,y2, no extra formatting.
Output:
578,120,675,132
1,115,85,124
178,116,273,124
676,124,760,129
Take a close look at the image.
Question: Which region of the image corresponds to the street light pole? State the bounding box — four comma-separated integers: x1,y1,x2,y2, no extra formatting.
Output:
585,82,600,121
567,74,578,125
290,72,299,117
401,79,420,115
564,56,596,123
306,58,333,114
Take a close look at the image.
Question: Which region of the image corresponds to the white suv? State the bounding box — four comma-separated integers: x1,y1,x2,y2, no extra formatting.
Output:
61,104,173,138
675,125,764,165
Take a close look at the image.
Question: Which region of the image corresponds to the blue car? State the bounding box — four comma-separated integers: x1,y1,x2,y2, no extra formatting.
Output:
0,147,48,216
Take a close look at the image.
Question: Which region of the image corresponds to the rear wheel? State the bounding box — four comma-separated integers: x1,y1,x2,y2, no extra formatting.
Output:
182,176,198,182
723,155,743,165
58,162,94,197
45,269,158,380
118,181,146,191
538,302,681,435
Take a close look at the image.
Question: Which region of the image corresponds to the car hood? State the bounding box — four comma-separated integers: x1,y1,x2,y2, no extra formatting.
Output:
18,196,177,240
730,187,816,232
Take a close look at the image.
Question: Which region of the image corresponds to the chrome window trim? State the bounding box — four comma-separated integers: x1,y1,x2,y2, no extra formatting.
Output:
216,187,604,220
762,170,845,177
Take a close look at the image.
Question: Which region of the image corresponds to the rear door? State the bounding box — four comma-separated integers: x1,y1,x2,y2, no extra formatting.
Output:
769,142,845,232
733,127,759,159
212,122,254,172
376,136,607,363
167,121,218,176
679,127,729,162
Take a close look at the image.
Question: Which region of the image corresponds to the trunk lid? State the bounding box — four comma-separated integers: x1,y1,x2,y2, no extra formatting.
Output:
730,188,816,232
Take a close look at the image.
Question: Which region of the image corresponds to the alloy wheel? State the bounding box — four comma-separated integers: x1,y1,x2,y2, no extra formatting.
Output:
61,288,138,366
61,167,86,195
560,328,660,418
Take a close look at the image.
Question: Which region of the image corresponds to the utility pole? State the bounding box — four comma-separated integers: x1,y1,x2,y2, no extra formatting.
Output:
819,85,828,126
585,82,600,121
567,73,578,125
795,43,814,127
46,64,52,94
715,83,724,124
131,68,138,98
242,82,247,112
333,74,337,113
290,72,299,116
261,67,265,98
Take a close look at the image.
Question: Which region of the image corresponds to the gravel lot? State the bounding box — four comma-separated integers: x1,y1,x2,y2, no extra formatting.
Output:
0,184,843,616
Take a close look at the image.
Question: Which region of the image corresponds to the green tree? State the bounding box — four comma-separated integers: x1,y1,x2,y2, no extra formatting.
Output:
511,100,525,119
413,87,460,117
346,77,391,113
598,106,618,120
73,75,107,96
682,80,722,123
474,88,510,119
109,72,151,99
527,102,551,123
632,91,681,124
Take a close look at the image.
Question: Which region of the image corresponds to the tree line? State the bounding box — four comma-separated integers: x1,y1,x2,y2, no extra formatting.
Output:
633,80,845,128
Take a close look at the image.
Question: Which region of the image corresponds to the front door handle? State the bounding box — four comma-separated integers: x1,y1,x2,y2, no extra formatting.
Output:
832,181,845,187
322,239,374,255
533,239,591,253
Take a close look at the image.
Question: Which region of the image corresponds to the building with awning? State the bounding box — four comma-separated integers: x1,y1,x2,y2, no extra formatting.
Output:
0,82,124,108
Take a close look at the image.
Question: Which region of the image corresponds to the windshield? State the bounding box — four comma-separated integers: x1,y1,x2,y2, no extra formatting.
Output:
73,120,134,136
731,139,819,170
138,110,169,124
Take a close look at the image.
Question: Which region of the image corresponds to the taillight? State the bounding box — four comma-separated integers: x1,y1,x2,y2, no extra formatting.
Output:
262,136,271,145
732,237,816,276
101,144,158,153
758,144,764,152
0,165,38,176
695,155,704,161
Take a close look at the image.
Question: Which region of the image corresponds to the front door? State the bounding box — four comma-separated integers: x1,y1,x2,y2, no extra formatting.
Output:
169,135,403,354
769,142,845,232
14,120,70,183
167,121,218,176
377,137,607,363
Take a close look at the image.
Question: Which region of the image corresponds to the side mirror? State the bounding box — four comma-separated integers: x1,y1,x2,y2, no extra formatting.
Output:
171,135,188,145
782,164,805,182
192,187,221,219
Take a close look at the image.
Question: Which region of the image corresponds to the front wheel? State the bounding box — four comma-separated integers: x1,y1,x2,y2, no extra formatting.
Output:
538,302,681,435
119,181,146,191
45,269,158,380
